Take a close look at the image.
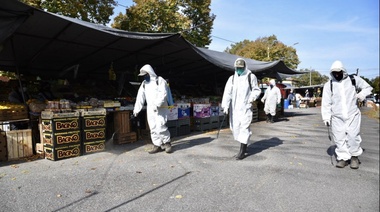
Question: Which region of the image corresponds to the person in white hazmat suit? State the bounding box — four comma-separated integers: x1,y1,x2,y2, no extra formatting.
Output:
133,64,172,154
261,79,281,123
221,58,261,160
321,60,373,169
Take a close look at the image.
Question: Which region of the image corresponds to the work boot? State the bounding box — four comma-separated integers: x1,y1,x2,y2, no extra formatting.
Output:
270,114,275,123
164,142,173,153
148,145,162,154
236,143,247,160
350,156,360,169
336,160,347,168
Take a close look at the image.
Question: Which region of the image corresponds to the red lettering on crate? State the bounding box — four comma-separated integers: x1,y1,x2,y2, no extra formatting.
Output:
85,118,105,127
56,133,80,145
45,152,53,159
42,123,52,131
85,131,105,140
85,143,105,153
55,121,78,130
57,147,80,158
43,136,52,144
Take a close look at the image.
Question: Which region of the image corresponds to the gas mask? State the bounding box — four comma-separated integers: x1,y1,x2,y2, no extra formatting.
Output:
333,71,343,81
144,74,150,82
236,67,244,76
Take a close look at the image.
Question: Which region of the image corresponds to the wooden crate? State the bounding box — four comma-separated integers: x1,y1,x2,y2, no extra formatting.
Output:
113,111,131,134
6,129,33,160
113,131,137,144
0,132,7,161
0,106,28,121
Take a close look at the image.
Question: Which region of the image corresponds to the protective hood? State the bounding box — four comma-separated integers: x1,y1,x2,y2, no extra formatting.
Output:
269,79,276,86
329,60,348,80
138,64,157,78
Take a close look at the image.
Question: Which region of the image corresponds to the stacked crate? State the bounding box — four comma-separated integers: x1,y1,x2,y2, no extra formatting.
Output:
0,132,7,161
165,105,178,138
41,111,82,161
192,103,211,131
177,103,191,136
80,109,106,154
209,104,219,129
166,119,178,138
113,110,137,144
251,101,259,123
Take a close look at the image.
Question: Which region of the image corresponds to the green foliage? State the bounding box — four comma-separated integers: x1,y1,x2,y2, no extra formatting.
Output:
111,0,214,47
21,0,117,25
370,76,380,94
225,35,300,70
292,68,329,87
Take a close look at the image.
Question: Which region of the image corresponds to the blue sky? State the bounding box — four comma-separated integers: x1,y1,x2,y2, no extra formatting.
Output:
111,0,379,79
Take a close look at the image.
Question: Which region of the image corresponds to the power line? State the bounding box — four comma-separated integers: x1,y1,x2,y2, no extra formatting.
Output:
211,35,237,44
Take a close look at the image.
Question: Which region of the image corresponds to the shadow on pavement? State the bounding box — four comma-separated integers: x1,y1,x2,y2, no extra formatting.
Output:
247,137,283,157
172,137,214,152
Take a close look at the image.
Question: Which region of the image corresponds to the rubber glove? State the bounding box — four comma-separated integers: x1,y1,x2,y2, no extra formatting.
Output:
356,93,366,102
324,120,330,126
133,112,138,118
223,108,228,115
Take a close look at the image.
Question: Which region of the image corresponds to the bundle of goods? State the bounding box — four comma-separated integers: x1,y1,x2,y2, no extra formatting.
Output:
27,99,46,113
0,103,28,121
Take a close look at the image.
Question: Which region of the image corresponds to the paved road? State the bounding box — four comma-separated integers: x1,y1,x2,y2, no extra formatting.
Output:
0,107,379,212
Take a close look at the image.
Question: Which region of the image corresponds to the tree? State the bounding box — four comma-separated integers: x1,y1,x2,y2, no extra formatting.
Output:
111,0,214,47
21,0,117,25
225,35,300,70
180,0,214,47
370,76,380,94
292,68,329,87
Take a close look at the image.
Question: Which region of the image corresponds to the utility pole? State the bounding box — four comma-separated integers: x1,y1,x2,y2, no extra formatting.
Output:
309,67,312,86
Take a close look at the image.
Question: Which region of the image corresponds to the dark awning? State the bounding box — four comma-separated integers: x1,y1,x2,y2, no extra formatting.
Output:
0,0,302,85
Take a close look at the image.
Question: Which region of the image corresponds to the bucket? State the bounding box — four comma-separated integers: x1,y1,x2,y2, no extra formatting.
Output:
284,99,289,109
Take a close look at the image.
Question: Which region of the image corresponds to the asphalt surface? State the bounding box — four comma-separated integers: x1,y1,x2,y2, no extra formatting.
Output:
0,107,379,212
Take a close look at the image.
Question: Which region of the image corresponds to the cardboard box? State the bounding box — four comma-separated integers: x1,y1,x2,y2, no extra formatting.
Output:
44,144,81,161
82,140,105,155
177,103,191,119
41,117,80,133
6,129,33,160
81,115,106,129
164,106,178,120
210,105,219,116
43,130,81,147
82,128,106,142
193,104,211,118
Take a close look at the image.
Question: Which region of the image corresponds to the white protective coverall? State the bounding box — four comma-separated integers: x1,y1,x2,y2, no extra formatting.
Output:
133,64,171,147
261,79,282,116
221,58,261,144
321,61,373,161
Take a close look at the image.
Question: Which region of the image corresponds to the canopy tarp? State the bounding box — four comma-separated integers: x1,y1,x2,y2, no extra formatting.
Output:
0,0,301,85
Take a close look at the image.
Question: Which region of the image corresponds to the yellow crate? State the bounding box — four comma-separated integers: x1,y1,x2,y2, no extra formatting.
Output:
6,129,33,160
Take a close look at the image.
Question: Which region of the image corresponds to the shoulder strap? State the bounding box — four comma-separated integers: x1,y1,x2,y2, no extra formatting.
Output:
330,74,356,95
248,72,252,91
349,74,356,87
